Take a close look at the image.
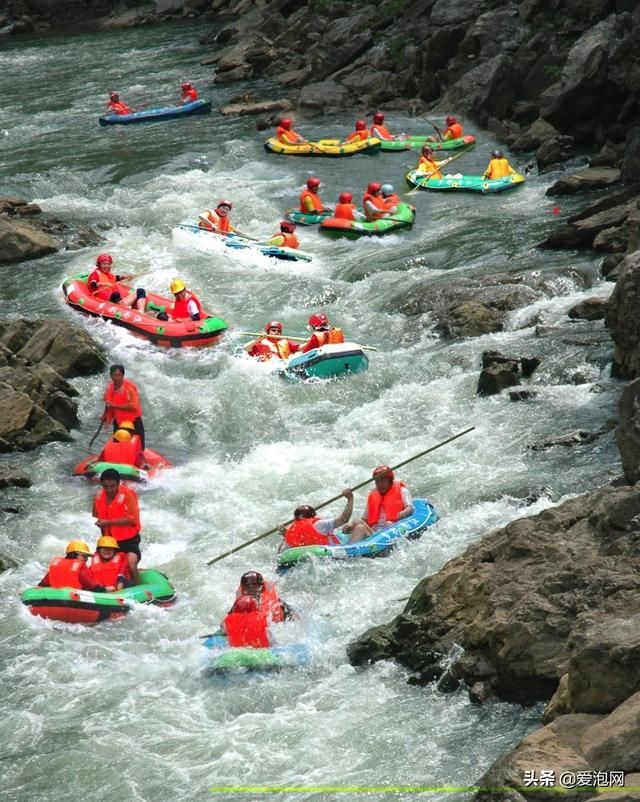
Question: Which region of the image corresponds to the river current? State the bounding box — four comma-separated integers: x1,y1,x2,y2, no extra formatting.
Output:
0,22,622,802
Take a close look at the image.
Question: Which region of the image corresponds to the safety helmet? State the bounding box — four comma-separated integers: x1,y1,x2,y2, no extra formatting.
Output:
339,192,353,203
170,278,187,294
265,320,283,333
280,220,296,233
373,464,394,481
233,595,258,613
109,91,119,101
445,115,456,125
96,253,113,266
308,312,329,329
280,118,292,130
381,183,394,196
373,112,385,124
306,177,321,189
181,82,192,90
217,200,233,209
491,150,503,159
118,420,136,432
367,182,381,194
96,535,119,550
113,429,132,443
240,570,264,587
294,505,316,519
66,540,91,556
355,119,366,130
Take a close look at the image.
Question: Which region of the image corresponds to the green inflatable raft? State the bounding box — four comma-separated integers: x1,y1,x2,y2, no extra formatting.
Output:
406,170,525,193
319,202,415,239
380,134,476,152
284,208,333,226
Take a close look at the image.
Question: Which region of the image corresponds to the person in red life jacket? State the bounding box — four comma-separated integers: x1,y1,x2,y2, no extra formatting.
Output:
103,364,145,450
235,571,295,623
92,468,142,584
198,200,236,235
38,540,106,591
369,111,404,141
333,192,366,221
89,535,131,592
222,595,271,648
276,117,306,145
244,320,301,361
279,489,354,549
344,119,370,144
362,182,390,221
265,220,299,249
299,177,327,214
180,82,199,104
157,278,203,322
381,183,400,212
107,91,132,115
300,312,346,353
98,427,145,469
88,253,147,311
443,115,463,140
342,465,415,543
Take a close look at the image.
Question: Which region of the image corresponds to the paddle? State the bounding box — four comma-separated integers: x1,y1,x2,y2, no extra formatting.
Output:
422,117,444,141
405,149,471,196
194,217,260,242
117,269,154,283
206,426,475,566
236,331,379,352
88,417,105,449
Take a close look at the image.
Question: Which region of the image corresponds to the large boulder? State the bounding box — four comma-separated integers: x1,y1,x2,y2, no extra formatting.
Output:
581,691,640,772
615,379,640,483
0,465,32,488
606,251,640,378
621,127,640,185
297,79,350,116
9,319,106,378
546,167,621,196
0,217,57,264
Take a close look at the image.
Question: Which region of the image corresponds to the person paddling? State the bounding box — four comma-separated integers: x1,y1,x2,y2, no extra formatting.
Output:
103,364,145,450
381,183,400,211
106,91,132,115
299,177,327,214
244,321,300,361
199,200,236,235
483,150,517,180
279,489,354,549
342,465,415,543
416,146,444,179
265,220,299,250
222,595,271,648
233,571,295,623
299,313,345,353
180,82,199,104
88,253,147,312
92,468,142,584
333,192,365,221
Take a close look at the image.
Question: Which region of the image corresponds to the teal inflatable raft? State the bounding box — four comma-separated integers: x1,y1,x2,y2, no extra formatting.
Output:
319,202,415,239
281,342,369,381
380,134,476,152
406,170,525,193
285,209,333,226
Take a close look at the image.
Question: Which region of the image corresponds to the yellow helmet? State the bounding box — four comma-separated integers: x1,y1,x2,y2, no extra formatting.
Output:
170,278,186,294
66,540,91,556
118,421,136,432
96,535,119,549
113,429,132,442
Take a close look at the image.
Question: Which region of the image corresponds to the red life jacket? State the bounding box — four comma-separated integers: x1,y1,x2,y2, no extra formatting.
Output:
103,378,142,425
224,610,270,647
383,194,401,208
444,123,463,139
345,130,369,143
93,486,140,542
277,126,300,143
182,88,199,103
47,557,85,589
102,439,141,467
234,581,284,623
369,124,393,140
249,337,293,360
334,203,357,220
366,481,406,527
284,516,340,548
88,268,118,300
172,291,203,320
362,192,387,220
108,101,132,115
89,551,130,586
299,189,324,212
273,233,299,249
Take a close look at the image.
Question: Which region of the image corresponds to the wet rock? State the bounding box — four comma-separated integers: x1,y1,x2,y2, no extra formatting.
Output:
297,79,349,117
0,553,17,571
446,301,504,338
510,118,559,152
539,200,634,250
535,135,575,172
9,319,106,378
589,140,625,168
529,430,606,451
477,351,540,396
567,298,607,320
621,127,640,185
606,251,640,378
219,98,293,116
508,389,538,401
0,217,58,264
468,681,495,704
601,253,624,280
546,167,621,196
0,465,32,488
615,379,640,483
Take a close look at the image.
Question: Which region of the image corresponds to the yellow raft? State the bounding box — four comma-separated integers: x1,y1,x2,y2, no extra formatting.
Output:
264,137,381,157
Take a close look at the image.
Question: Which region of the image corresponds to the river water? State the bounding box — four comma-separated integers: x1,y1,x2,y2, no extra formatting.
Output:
0,22,622,802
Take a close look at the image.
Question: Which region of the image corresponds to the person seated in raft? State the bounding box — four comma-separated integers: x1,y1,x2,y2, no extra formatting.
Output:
88,253,147,312
369,111,403,141
299,312,345,353
198,200,236,235
381,183,400,211
93,468,142,585
427,115,464,142
333,192,366,221
265,220,299,249
279,490,354,550
233,571,295,623
222,595,271,648
416,146,443,179
89,535,131,593
342,465,415,544
299,176,327,214
483,150,517,180
362,182,390,221
106,91,133,115
180,81,199,104
98,426,144,469
344,119,370,144
276,117,306,145
38,540,107,592
156,278,202,322
244,320,300,361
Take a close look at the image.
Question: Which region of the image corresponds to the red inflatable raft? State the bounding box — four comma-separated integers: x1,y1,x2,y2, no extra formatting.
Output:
62,274,228,348
73,448,172,483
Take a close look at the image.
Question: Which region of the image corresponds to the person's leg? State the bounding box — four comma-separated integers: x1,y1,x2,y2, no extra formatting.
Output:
348,520,373,543
127,552,141,585
134,417,145,450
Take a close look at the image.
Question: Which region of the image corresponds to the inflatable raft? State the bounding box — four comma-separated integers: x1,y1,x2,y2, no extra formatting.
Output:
202,632,309,673
280,342,369,381
173,224,313,263
72,448,171,483
99,99,211,126
405,170,525,193
21,569,177,624
319,202,415,239
284,209,332,226
264,137,381,157
380,134,476,152
62,274,228,348
277,499,438,570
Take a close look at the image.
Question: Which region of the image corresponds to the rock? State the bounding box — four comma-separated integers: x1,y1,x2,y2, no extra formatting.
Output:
539,201,632,250
606,251,640,378
508,389,538,401
0,553,17,571
511,118,559,152
601,253,625,279
567,298,607,320
0,465,32,488
543,674,570,724
0,217,58,264
621,127,640,185
297,79,349,116
529,430,606,450
447,301,504,338
535,135,575,172
477,351,540,396
469,681,496,704
546,167,621,196
581,691,640,772
219,98,292,116
11,319,106,378
615,379,640,483
590,140,626,168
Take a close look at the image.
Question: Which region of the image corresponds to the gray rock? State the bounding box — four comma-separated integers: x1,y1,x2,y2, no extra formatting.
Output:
621,127,640,185
477,361,520,396
0,217,58,264
0,553,17,572
606,251,640,378
297,80,349,116
0,465,32,488
615,379,640,483
219,98,292,116
511,118,559,152
581,691,640,772
546,167,621,196
567,298,607,320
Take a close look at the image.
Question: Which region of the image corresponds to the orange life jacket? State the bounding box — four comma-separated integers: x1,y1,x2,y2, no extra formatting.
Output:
235,581,284,623
366,481,406,527
275,233,299,249
172,291,203,320
334,203,357,220
383,193,401,208
108,101,132,115
362,192,388,220
485,158,511,179
103,379,142,425
224,610,270,648
444,123,463,139
300,189,324,213
369,124,393,140
277,126,301,144
345,130,369,143
284,516,340,548
102,439,141,467
182,88,199,103
89,551,130,586
249,336,292,360
200,211,231,233
417,157,442,178
88,268,118,300
311,327,345,347
47,557,85,589
93,486,140,542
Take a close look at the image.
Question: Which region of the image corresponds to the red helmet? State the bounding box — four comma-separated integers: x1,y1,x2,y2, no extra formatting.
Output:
339,192,353,203
445,115,456,125
367,182,381,194
355,119,366,130
280,118,292,130
373,465,394,480
233,595,258,614
265,320,283,333
240,570,264,588
294,505,316,519
280,220,296,233
373,112,385,124
308,312,329,329
306,177,320,189
96,253,113,265
181,82,192,90
217,200,233,209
